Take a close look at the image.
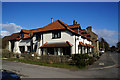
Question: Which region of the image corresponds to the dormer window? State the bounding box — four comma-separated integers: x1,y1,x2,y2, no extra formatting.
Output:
21,33,24,38
36,34,41,40
78,27,81,34
52,31,61,39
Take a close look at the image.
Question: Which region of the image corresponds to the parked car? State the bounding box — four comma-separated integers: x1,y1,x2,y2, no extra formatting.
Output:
99,50,104,53
1,69,21,80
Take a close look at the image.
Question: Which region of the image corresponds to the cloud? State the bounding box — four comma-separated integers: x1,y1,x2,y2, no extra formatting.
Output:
93,29,118,46
0,23,22,37
1,31,10,37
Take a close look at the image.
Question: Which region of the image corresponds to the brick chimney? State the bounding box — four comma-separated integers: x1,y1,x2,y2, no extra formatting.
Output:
86,26,92,32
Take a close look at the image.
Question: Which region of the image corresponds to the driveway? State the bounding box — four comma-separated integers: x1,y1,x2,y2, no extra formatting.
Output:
2,52,119,78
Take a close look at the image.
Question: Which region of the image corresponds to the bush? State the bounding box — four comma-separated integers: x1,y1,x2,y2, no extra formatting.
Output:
93,53,100,60
99,52,103,56
2,49,14,58
88,57,95,65
72,54,88,68
72,54,96,68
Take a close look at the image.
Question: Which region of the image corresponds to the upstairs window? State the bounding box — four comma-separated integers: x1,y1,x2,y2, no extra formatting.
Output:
36,34,41,40
78,27,81,34
21,33,24,38
52,31,61,39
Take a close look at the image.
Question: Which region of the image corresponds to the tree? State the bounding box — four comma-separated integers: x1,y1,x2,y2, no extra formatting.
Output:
110,46,116,52
117,42,120,52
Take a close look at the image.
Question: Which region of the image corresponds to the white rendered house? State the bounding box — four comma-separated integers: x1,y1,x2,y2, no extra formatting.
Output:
8,20,94,56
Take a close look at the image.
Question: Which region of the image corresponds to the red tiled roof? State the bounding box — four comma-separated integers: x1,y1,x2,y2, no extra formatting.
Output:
21,29,31,33
40,41,72,48
79,42,84,46
8,33,20,40
8,20,83,40
33,20,68,33
68,24,80,29
85,43,94,47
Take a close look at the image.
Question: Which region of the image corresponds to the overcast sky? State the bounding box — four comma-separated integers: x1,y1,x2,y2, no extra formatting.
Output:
1,2,118,46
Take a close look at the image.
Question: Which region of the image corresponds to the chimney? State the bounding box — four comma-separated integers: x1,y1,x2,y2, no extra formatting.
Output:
76,21,77,24
73,20,75,25
51,18,53,23
86,26,92,32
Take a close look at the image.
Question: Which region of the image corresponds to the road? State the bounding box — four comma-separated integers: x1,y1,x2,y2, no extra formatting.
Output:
2,52,120,78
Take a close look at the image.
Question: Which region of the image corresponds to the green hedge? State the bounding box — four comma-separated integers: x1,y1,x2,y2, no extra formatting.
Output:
72,54,95,68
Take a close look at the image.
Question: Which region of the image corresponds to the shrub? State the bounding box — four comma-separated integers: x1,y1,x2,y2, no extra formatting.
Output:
88,57,95,65
72,54,88,68
99,52,103,56
2,49,14,58
72,54,96,68
93,53,100,60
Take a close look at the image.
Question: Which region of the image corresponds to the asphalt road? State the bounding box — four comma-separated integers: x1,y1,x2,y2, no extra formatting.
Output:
2,52,119,78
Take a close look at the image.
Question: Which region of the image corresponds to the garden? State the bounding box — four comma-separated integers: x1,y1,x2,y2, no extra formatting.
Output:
2,49,100,69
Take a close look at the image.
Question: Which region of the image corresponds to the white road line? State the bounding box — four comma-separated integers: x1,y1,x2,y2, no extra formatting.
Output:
90,64,117,70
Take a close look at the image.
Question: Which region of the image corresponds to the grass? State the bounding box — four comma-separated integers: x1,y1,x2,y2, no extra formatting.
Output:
3,58,81,70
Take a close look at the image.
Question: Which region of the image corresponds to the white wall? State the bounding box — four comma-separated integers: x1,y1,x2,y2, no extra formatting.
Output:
14,30,93,55
19,39,31,52
13,41,21,54
8,41,11,51
19,39,31,46
43,30,76,54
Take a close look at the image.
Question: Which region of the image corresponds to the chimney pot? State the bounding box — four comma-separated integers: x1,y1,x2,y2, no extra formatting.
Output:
51,18,53,23
73,20,75,25
76,21,77,24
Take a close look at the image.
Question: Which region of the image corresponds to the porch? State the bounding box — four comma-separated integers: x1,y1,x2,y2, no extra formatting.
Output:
40,42,72,56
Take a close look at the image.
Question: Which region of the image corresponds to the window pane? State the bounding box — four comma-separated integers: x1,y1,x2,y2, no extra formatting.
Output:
58,32,60,37
55,34,57,38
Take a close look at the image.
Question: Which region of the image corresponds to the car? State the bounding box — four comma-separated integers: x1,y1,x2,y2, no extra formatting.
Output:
99,50,104,53
1,69,21,80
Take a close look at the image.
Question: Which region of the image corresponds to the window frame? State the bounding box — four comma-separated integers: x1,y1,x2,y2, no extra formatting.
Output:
52,31,61,39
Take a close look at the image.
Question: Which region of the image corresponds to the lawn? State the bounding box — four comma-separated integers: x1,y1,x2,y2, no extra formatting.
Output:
3,58,81,70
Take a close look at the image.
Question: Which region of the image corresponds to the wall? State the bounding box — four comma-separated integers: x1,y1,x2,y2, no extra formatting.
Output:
86,27,99,53
43,30,76,54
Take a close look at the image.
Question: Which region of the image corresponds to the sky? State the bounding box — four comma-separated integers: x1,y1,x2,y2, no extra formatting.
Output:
1,2,118,46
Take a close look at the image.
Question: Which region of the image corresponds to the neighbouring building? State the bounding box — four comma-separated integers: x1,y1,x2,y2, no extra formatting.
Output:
8,19,98,56
86,26,99,54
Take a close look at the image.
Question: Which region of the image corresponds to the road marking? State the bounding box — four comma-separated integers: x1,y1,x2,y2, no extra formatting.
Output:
99,63,104,66
90,64,117,70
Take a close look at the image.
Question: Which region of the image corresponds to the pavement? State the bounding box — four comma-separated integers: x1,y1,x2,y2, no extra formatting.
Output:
2,52,120,78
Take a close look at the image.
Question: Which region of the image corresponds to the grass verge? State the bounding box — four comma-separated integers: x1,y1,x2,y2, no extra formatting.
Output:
3,58,81,70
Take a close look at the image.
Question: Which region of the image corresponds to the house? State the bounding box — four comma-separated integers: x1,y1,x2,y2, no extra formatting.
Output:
86,26,99,54
8,19,95,56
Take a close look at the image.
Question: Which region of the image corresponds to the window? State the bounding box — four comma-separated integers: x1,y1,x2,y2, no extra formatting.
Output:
52,31,61,39
36,34,41,40
21,33,24,38
78,27,81,34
